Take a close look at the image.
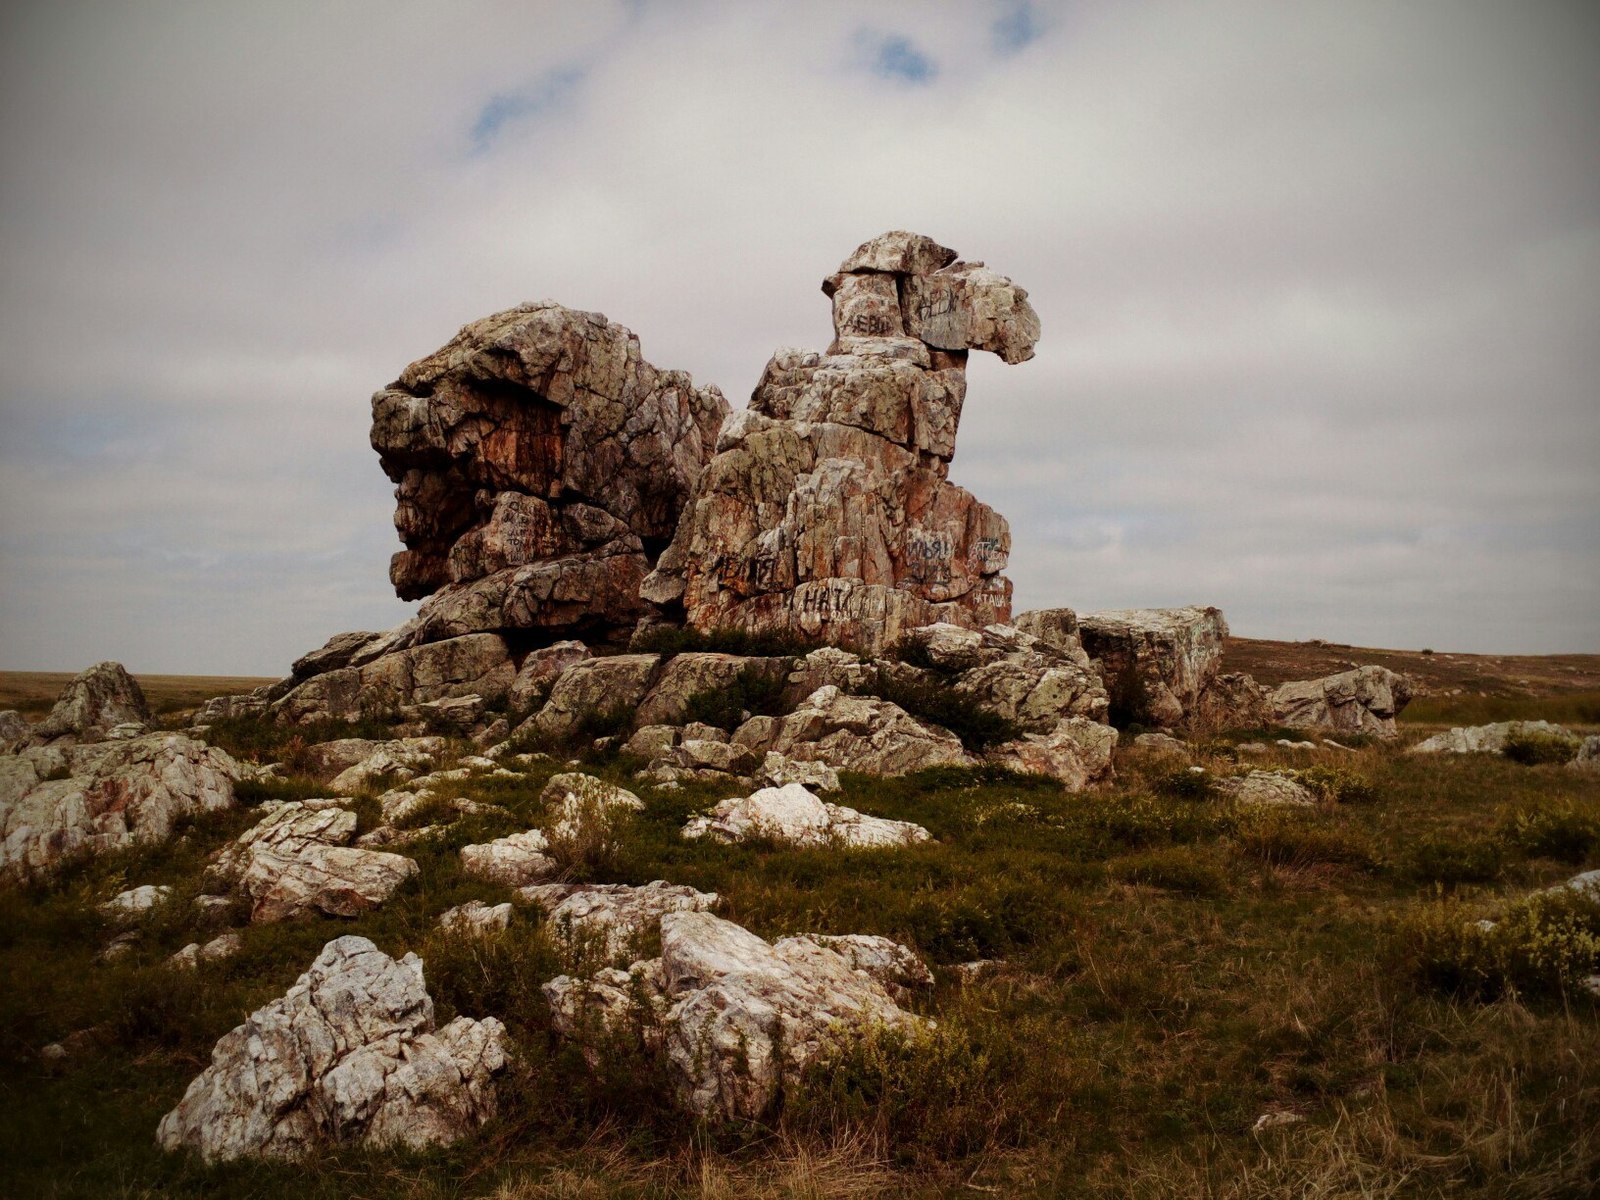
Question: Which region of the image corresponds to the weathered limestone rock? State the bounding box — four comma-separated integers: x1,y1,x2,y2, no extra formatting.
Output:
682,783,930,849
508,641,591,712
521,654,661,740
168,932,243,970
1,734,238,881
1411,720,1575,755
987,718,1118,791
901,622,1109,730
273,633,515,725
1570,736,1600,773
1270,666,1412,739
733,685,969,776
1133,732,1189,753
539,772,645,849
521,880,719,963
371,301,727,647
439,900,514,935
644,233,1036,656
459,830,556,886
1077,607,1228,729
633,653,789,727
1217,771,1317,807
0,711,30,745
782,933,934,1000
205,802,417,923
22,662,152,746
156,936,507,1161
1192,672,1275,732
325,738,446,793
291,631,388,681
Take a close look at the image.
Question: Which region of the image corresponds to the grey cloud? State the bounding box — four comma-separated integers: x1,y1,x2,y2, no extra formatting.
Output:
1,0,1595,672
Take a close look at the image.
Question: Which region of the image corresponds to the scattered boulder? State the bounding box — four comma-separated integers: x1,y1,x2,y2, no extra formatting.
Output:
1411,720,1575,755
17,662,152,747
1,733,238,881
784,933,934,1001
643,232,1037,655
1191,672,1275,732
733,685,969,776
521,880,719,963
0,711,29,745
168,932,243,970
1270,666,1412,739
204,801,417,923
1077,607,1227,729
100,884,172,920
682,783,930,849
460,830,556,886
545,911,923,1122
438,900,514,935
324,738,446,793
898,622,1108,728
370,301,728,647
987,718,1118,791
1571,736,1600,774
156,936,507,1161
1133,732,1189,753
1216,771,1317,807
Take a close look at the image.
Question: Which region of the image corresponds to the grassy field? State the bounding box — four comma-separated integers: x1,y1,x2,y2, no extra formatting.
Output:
2,707,1597,1198
0,672,278,717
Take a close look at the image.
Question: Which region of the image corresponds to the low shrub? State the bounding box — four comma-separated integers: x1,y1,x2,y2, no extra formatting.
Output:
1108,846,1230,897
1502,730,1581,766
682,664,789,729
1497,800,1600,864
872,674,1020,752
1234,812,1376,870
1404,835,1505,886
1152,767,1215,800
1394,888,1600,999
542,776,639,881
1291,765,1378,805
1077,793,1237,851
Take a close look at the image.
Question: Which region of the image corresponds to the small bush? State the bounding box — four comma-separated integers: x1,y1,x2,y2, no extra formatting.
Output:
543,776,639,880
682,664,789,729
1502,730,1581,766
1153,767,1215,800
872,674,1020,752
1395,889,1600,999
1108,846,1230,897
1498,800,1600,864
1290,765,1378,805
1234,812,1376,870
1404,835,1506,886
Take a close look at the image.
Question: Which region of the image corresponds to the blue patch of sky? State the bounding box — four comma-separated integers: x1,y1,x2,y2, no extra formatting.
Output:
991,2,1044,55
471,65,586,152
860,31,938,84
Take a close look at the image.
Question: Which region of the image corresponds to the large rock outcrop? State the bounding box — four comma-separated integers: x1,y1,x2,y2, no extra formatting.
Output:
156,936,507,1161
16,662,152,747
1074,607,1228,729
1,734,238,881
1270,666,1412,739
370,302,728,645
643,231,1038,656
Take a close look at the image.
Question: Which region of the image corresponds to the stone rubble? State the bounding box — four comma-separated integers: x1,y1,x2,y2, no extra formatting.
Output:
156,936,507,1161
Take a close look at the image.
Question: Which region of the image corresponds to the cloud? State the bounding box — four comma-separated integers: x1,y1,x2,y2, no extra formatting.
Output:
0,0,1596,673
470,66,587,151
992,2,1044,55
857,31,938,84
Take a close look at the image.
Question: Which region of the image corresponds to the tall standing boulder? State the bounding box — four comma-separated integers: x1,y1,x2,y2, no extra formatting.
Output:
643,231,1039,656
20,662,152,747
370,302,728,647
1075,607,1228,729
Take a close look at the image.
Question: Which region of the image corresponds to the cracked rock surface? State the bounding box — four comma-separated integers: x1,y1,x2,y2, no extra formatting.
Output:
156,936,507,1161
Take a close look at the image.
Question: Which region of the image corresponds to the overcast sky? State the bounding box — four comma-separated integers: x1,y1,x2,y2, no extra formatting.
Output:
2,0,1596,675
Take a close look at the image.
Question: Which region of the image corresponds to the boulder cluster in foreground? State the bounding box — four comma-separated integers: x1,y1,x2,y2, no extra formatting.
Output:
14,230,1556,1168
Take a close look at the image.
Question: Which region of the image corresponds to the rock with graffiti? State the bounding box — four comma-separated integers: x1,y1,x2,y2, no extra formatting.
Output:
643,231,1039,655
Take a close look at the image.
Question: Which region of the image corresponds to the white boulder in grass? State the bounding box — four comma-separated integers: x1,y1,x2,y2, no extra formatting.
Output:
681,783,930,849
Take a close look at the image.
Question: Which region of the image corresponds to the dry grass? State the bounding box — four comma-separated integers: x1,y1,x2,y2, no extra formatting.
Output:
0,670,278,717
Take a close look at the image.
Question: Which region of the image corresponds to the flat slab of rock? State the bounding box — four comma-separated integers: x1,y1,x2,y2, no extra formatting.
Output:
1270,666,1412,739
206,802,417,923
683,783,930,849
1410,720,1575,755
1,733,238,881
460,829,556,886
1217,771,1316,807
156,936,507,1161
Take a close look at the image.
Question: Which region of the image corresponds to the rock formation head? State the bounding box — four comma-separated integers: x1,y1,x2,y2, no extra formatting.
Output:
370,302,728,647
643,232,1036,655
